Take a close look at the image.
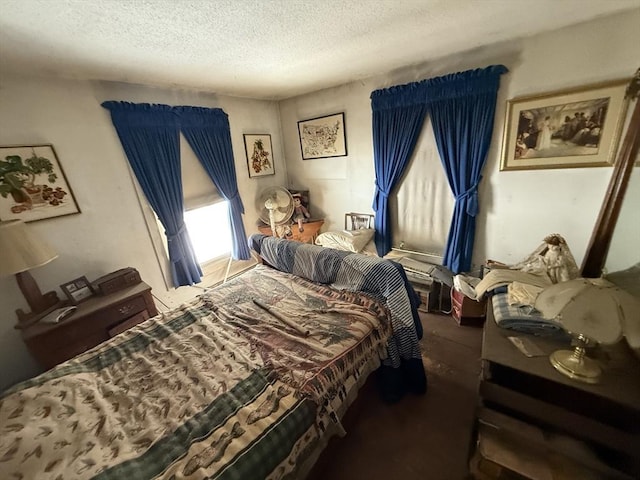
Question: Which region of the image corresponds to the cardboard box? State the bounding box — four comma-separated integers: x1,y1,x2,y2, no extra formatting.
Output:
451,287,486,326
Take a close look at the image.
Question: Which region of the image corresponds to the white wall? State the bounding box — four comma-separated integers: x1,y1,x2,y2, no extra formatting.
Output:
279,10,640,272
0,75,285,390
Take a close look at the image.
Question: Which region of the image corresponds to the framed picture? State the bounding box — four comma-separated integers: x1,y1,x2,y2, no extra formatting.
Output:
244,134,275,177
297,112,347,160
500,79,629,171
0,144,80,222
60,276,94,304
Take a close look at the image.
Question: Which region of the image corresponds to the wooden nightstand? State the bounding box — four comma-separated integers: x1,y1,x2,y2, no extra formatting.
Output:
470,303,640,478
20,282,158,370
258,219,324,244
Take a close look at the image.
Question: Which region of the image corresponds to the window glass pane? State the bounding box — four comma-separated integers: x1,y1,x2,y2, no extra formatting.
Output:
184,202,232,263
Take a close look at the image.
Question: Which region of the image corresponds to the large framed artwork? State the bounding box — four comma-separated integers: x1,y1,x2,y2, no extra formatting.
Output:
0,144,81,222
244,134,275,178
500,79,629,171
297,112,347,160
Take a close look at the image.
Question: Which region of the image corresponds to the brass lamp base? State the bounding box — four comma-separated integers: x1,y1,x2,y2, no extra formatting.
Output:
549,335,601,384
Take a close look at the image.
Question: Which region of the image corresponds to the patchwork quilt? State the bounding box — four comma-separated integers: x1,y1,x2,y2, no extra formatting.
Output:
0,265,391,480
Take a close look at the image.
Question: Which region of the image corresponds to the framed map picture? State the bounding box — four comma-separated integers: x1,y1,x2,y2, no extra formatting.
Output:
297,112,347,160
0,144,80,222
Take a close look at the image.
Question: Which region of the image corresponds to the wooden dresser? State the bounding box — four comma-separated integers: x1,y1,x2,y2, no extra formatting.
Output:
21,282,158,370
471,305,640,479
258,219,324,244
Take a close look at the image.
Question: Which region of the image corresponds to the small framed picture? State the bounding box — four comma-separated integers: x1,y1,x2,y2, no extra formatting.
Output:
244,134,275,177
60,276,94,304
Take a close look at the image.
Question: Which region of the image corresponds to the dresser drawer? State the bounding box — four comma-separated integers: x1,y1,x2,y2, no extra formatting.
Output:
108,310,149,337
106,296,148,321
31,318,105,348
34,332,107,369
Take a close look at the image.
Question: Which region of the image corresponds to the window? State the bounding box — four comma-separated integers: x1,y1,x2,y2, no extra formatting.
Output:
183,201,232,264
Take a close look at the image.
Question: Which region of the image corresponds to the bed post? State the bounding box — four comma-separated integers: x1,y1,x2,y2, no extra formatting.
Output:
581,68,640,278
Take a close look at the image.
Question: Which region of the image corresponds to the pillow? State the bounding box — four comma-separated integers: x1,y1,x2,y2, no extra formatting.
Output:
315,229,375,253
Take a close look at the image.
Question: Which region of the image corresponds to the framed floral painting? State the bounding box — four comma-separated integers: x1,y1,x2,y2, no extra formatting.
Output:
0,144,80,222
500,79,629,171
244,134,275,177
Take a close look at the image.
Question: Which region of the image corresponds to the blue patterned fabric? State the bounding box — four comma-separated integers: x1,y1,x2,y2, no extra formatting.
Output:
250,234,427,401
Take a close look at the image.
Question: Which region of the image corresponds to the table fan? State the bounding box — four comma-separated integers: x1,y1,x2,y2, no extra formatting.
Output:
256,187,294,237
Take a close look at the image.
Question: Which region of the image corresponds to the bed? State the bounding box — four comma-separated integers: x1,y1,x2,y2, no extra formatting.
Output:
0,246,421,479
250,234,426,400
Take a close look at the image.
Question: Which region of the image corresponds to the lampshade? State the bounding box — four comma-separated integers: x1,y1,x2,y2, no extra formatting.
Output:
535,277,640,345
534,277,640,383
0,220,58,276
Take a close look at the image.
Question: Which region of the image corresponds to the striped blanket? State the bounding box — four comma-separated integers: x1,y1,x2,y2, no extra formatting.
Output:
0,266,391,480
492,292,567,338
249,234,427,400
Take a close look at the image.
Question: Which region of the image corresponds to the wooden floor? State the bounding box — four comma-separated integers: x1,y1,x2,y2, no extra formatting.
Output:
309,311,483,480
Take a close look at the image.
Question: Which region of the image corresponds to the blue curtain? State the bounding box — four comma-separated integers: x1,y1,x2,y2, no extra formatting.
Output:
370,103,428,256
427,66,507,273
370,65,507,268
177,106,251,260
101,101,202,287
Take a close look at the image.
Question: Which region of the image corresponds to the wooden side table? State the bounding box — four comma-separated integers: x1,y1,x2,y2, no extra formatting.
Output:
470,303,640,478
258,219,324,244
20,282,158,370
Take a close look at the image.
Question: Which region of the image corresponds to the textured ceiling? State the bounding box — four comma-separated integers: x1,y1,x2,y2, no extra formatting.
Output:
0,0,638,100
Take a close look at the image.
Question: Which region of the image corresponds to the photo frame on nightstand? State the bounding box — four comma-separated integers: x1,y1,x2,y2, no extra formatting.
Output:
60,276,94,304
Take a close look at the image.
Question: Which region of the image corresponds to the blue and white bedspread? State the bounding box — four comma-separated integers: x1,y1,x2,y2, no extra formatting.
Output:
249,234,427,401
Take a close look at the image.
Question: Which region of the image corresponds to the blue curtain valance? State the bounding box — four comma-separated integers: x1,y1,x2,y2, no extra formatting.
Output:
176,106,230,128
100,101,178,125
371,65,508,111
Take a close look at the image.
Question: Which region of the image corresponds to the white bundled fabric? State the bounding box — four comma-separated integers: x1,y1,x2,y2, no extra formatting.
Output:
510,233,579,284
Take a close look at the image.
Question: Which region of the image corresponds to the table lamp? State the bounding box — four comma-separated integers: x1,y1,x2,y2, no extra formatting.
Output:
534,277,640,384
0,220,62,327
